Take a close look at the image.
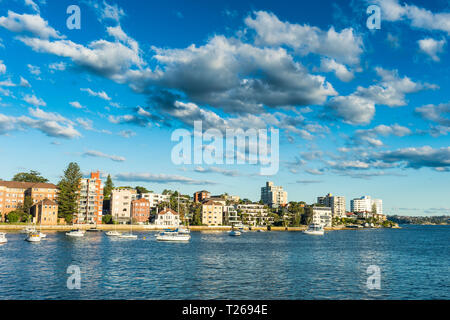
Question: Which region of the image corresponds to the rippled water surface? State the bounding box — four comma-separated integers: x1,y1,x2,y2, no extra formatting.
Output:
0,225,448,299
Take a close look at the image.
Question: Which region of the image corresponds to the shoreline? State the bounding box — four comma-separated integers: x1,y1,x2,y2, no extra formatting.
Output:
0,224,399,231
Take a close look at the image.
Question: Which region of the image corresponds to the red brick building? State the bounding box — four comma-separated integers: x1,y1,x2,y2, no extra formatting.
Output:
193,190,211,203
131,198,150,223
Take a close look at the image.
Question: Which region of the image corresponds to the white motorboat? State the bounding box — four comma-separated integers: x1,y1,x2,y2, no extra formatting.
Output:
21,226,36,234
156,230,190,242
303,224,325,236
26,232,41,242
118,233,138,239
38,232,47,238
66,229,85,237
106,230,122,237
0,232,7,244
177,226,190,234
229,230,241,236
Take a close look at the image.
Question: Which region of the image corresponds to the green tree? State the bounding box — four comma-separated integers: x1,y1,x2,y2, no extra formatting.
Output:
12,170,48,183
22,195,33,214
102,214,113,224
135,186,151,194
103,174,114,200
371,203,377,214
57,162,82,223
6,211,20,223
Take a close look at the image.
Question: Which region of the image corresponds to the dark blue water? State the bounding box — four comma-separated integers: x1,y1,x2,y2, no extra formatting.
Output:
0,225,448,299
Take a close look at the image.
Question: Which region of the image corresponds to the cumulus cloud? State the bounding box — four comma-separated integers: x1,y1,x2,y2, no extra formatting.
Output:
24,0,40,13
0,11,64,39
374,0,450,34
418,38,446,62
326,67,435,124
374,146,450,170
83,150,126,162
352,124,412,147
0,107,80,139
319,58,354,82
415,102,450,127
115,172,216,185
23,94,46,106
49,61,66,71
245,11,363,65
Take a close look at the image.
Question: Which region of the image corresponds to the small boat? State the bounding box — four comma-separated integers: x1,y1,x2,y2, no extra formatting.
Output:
156,230,190,242
118,233,138,239
229,230,241,236
26,232,41,242
303,224,324,236
177,226,190,234
38,232,47,238
0,232,7,244
86,228,102,232
106,230,122,237
257,229,265,232
21,226,36,234
66,229,85,237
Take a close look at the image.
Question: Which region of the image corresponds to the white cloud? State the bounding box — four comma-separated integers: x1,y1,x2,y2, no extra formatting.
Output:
99,1,125,23
23,94,46,107
328,95,375,125
69,101,84,109
115,172,216,185
0,60,6,74
0,11,64,39
245,11,363,65
19,76,31,87
49,61,67,71
319,58,354,82
418,38,446,62
374,0,450,34
27,64,41,75
81,88,111,101
24,0,40,13
84,150,126,162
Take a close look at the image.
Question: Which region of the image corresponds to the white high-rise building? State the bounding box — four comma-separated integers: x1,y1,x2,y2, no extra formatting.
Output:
350,196,383,215
317,193,346,218
261,181,287,207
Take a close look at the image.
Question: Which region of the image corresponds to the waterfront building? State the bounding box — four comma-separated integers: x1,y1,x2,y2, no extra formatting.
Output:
110,188,137,224
153,208,181,227
194,190,211,203
350,196,383,215
261,181,287,207
312,206,332,227
138,192,170,208
236,203,272,226
223,194,240,203
202,200,223,226
0,181,58,222
223,205,240,226
76,171,103,225
131,198,150,223
31,198,58,225
317,193,346,218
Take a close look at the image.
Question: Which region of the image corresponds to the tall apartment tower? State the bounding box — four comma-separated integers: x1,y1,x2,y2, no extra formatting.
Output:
261,181,287,207
77,171,103,224
317,193,346,218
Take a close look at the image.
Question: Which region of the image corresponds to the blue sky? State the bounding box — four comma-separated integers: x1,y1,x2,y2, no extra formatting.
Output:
0,0,449,216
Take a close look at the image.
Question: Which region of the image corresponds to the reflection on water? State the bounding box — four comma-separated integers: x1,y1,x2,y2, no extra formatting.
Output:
0,226,448,299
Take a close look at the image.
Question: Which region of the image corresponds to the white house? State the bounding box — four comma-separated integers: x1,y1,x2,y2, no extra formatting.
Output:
153,208,181,227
